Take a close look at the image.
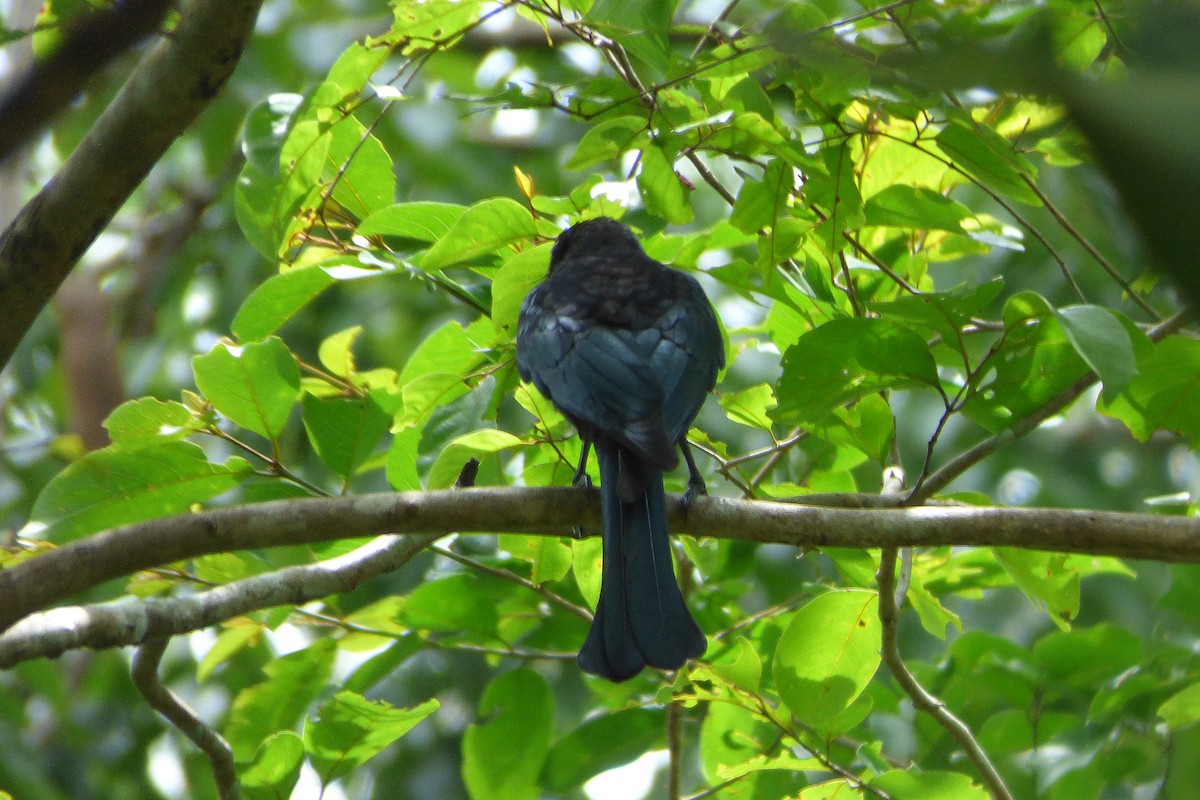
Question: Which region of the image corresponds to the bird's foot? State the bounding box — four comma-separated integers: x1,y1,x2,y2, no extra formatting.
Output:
683,475,708,518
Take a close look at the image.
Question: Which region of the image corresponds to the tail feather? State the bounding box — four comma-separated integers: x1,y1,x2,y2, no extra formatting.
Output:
577,440,706,681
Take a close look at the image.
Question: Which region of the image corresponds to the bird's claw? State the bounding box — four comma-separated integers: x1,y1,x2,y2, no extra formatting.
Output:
683,476,708,518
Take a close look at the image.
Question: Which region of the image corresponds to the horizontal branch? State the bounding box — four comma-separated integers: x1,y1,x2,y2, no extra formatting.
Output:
4,488,1200,635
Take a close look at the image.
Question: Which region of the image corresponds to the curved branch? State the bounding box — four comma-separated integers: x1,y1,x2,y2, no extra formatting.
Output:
5,487,1200,633
132,638,239,800
0,0,263,370
1,532,441,668
877,547,1013,800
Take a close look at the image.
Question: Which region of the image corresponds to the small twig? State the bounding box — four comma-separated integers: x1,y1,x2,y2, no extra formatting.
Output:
910,310,1191,502
877,548,1013,800
132,638,240,800
432,545,594,621
1020,175,1159,319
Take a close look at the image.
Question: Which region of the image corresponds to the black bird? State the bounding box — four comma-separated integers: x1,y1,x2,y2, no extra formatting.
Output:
516,217,724,681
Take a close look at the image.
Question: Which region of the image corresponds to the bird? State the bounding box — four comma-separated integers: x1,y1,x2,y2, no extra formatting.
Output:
515,217,724,681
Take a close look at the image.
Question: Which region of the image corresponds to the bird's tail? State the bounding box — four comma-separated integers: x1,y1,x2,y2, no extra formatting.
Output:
578,440,707,681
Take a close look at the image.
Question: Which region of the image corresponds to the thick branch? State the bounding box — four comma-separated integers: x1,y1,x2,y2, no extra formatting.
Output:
0,0,263,370
0,0,174,161
4,488,1200,633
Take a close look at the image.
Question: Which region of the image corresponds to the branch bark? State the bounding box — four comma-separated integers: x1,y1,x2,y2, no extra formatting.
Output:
4,487,1200,634
0,0,263,370
1,532,440,668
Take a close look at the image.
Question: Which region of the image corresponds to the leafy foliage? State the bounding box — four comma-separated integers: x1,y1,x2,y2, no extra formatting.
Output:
4,1,1200,799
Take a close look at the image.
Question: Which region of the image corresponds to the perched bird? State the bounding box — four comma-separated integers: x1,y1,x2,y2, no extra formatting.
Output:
516,217,724,681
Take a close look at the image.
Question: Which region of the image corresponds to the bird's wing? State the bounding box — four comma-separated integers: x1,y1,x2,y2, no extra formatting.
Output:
517,296,676,467
655,276,724,443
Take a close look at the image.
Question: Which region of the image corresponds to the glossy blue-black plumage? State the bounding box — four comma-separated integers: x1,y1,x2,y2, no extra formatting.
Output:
515,217,724,681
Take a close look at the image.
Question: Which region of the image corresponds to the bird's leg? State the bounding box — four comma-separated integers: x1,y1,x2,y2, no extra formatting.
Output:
680,440,707,513
570,440,593,539
572,440,593,490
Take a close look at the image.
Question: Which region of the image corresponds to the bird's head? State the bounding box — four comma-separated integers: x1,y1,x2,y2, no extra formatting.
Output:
549,217,643,273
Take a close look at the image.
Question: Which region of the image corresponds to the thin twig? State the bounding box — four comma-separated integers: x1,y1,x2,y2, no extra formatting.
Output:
432,545,594,621
132,638,240,800
1020,175,1159,319
910,310,1191,502
877,548,1013,800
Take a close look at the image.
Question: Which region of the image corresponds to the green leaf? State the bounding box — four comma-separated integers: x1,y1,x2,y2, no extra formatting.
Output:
993,548,1080,630
301,393,392,480
1100,335,1200,446
386,426,422,491
421,197,538,270
396,321,488,426
324,114,395,220
390,0,486,54
305,691,438,783
1159,681,1200,730
403,574,500,637
491,243,551,337
773,589,881,732
193,337,301,440
27,442,252,543
103,398,201,448
564,116,646,171
719,384,777,430
637,144,693,225
235,94,303,258
317,325,363,378
587,0,674,74
311,41,390,109
225,639,337,761
462,669,554,800
863,184,972,231
356,201,467,241
232,265,337,342
729,158,792,234
497,534,572,585
963,292,1089,432
870,769,988,800
773,318,940,425
935,121,1042,206
198,624,262,682
541,708,665,793
428,429,524,489
1054,305,1137,398
240,732,305,800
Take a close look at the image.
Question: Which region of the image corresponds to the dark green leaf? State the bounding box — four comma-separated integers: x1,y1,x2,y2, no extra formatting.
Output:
864,184,973,231
301,393,392,480
542,709,664,792
773,317,941,425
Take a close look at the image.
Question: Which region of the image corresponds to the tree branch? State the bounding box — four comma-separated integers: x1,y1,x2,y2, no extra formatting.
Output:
5,488,1200,634
877,547,1013,800
0,0,263,370
132,637,239,800
1,532,442,668
0,0,175,162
